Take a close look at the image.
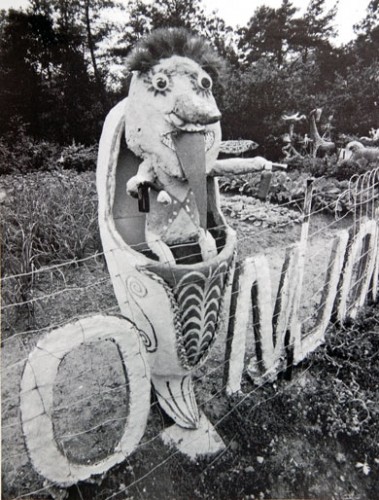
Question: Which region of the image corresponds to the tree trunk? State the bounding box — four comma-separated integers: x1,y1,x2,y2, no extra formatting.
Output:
83,0,107,109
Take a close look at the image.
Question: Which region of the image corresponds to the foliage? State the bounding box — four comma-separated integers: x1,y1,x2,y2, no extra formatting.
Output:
353,0,379,64
0,124,61,175
0,0,378,150
0,5,112,144
117,0,237,62
307,307,379,440
219,157,379,216
59,143,98,171
0,124,98,174
219,56,325,145
237,0,337,67
1,169,101,311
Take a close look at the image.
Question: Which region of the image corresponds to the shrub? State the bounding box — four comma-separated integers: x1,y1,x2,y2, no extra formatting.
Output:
332,159,379,181
219,155,379,216
0,125,98,175
58,143,98,172
0,126,61,175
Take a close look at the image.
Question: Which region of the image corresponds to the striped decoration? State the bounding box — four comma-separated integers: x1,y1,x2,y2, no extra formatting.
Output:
173,261,229,367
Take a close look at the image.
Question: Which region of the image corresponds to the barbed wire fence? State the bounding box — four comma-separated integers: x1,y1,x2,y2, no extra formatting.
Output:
2,168,379,499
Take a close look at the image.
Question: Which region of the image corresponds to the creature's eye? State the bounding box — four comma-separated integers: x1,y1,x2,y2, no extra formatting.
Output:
152,73,170,92
197,74,213,91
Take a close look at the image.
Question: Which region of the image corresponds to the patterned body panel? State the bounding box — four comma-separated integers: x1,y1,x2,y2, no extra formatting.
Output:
172,261,230,366
143,246,234,369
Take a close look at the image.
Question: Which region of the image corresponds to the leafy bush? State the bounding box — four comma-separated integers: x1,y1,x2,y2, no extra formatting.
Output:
219,157,379,215
0,136,61,175
0,124,61,175
0,124,98,174
333,158,379,181
58,143,98,172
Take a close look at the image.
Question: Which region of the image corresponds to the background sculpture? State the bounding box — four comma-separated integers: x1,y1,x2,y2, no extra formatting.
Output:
281,112,306,160
339,140,379,163
308,108,336,157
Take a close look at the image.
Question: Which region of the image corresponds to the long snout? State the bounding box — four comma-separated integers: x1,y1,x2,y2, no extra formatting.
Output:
172,94,221,125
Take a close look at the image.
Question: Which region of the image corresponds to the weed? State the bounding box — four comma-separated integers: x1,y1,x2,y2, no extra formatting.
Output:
1,169,102,328
306,308,379,441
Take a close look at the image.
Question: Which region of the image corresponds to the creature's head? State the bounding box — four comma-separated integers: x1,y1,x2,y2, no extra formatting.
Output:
346,141,364,153
338,140,364,163
123,28,224,178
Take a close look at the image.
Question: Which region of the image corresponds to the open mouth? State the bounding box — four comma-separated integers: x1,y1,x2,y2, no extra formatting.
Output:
162,130,215,152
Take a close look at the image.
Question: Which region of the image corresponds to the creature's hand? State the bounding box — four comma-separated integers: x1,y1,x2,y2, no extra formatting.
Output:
157,190,172,205
126,175,146,198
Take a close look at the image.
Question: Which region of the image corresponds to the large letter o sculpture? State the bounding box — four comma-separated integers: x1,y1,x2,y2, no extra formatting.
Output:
20,315,151,486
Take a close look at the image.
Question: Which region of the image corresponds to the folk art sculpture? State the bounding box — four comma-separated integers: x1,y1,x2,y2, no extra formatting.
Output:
308,108,336,157
280,108,338,161
97,27,282,435
338,140,379,164
17,28,379,492
281,112,306,160
20,28,286,487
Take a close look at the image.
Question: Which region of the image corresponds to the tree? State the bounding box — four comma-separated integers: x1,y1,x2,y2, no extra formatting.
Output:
290,0,337,63
113,0,237,66
40,0,123,105
329,60,379,135
353,0,379,63
0,4,109,144
0,9,56,137
238,0,298,66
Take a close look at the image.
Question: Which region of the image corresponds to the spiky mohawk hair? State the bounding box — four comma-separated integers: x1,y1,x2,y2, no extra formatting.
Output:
126,28,225,81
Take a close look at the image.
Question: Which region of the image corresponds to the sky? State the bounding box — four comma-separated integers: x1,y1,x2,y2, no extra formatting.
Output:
204,0,371,45
0,0,372,46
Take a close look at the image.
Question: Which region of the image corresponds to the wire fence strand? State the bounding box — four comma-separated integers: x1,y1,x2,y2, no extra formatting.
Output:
2,169,379,500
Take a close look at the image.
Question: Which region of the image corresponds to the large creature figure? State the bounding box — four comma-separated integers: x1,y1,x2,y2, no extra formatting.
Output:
97,28,283,436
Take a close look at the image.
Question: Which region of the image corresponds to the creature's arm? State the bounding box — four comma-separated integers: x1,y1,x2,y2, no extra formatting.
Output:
126,158,172,206
126,158,157,197
208,157,285,177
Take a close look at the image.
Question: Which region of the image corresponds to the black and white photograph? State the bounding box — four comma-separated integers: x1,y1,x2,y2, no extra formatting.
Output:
1,1,378,499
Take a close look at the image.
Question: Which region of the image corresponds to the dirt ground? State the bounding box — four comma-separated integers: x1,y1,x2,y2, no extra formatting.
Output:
2,198,378,500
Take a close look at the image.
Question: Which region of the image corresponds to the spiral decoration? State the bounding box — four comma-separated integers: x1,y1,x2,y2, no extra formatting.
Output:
126,276,158,353
126,276,148,298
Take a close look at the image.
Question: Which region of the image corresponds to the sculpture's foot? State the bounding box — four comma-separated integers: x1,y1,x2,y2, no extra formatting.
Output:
152,374,200,429
161,411,225,460
146,230,176,266
199,228,218,261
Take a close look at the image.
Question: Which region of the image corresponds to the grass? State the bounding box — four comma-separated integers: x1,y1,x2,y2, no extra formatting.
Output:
1,169,102,331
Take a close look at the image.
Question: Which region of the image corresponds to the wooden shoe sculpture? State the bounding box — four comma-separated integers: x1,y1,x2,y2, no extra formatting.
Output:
97,28,277,433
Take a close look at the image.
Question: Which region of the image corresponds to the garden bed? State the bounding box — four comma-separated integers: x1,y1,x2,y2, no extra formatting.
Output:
1,170,378,499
